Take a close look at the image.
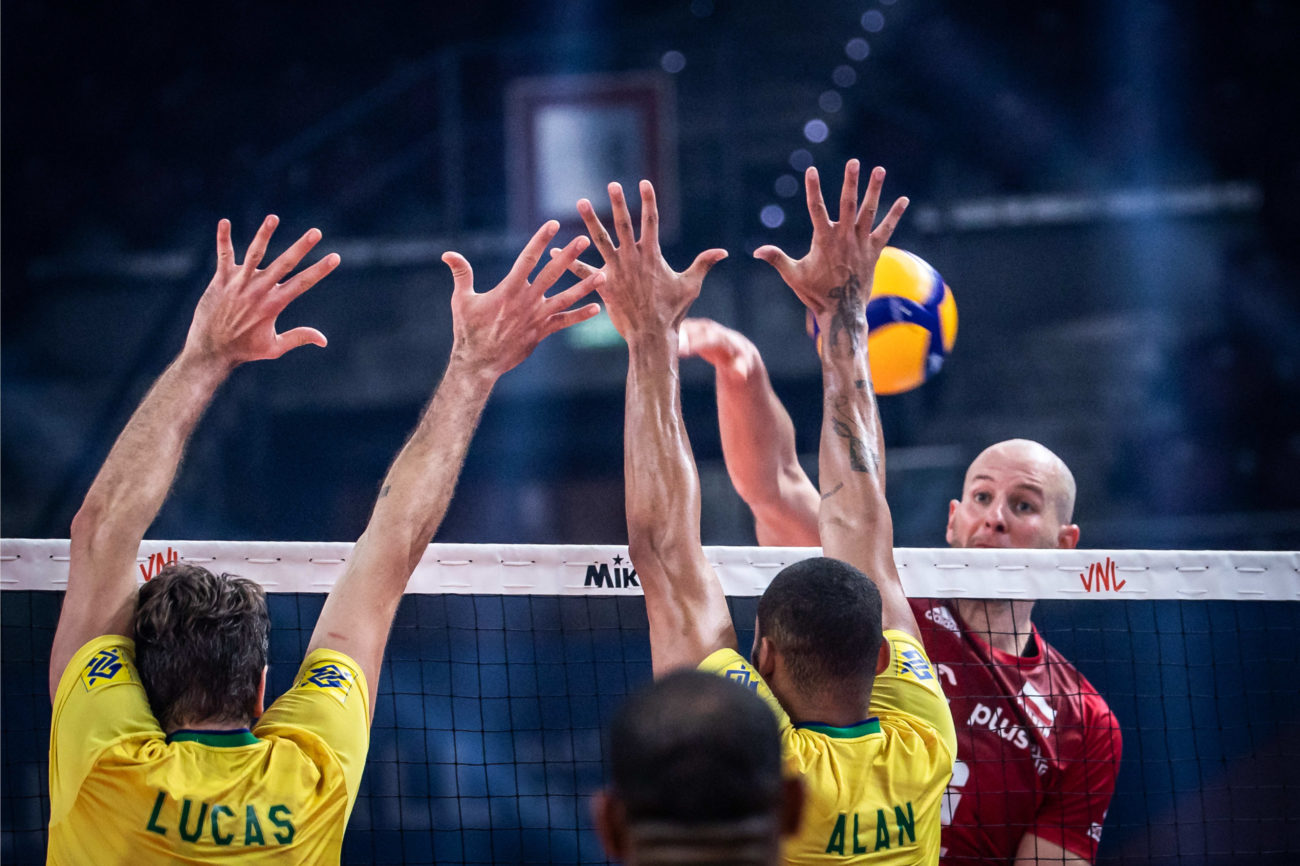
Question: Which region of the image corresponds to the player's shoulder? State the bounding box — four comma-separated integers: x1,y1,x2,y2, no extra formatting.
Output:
1073,670,1118,723
873,706,956,794
881,629,940,676
698,647,793,733
66,633,138,675
1032,634,1122,750
699,646,754,680
53,634,143,706
256,648,371,743
294,650,366,693
1072,672,1121,744
1035,634,1111,706
697,647,767,695
876,630,958,757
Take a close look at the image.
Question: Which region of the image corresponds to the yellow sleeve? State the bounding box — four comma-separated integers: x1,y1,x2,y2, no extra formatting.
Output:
697,648,791,731
49,636,163,824
255,648,372,805
869,630,957,760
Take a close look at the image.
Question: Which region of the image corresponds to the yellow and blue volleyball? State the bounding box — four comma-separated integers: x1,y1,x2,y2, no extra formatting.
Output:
807,246,957,395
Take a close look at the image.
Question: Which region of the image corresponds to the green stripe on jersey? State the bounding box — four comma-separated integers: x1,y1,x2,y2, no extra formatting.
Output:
797,718,882,739
168,729,259,747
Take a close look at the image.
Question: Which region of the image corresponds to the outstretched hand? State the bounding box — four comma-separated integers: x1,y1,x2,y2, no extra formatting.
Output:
443,220,603,379
184,216,339,368
754,161,907,348
561,180,726,342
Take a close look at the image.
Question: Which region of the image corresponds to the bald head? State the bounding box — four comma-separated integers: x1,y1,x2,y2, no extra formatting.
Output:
966,439,1077,524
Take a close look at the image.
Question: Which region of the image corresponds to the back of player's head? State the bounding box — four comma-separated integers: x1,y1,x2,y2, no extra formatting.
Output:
607,670,784,826
134,564,269,731
757,556,884,696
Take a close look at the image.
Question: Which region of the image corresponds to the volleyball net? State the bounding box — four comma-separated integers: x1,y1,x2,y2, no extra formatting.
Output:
3,540,1298,864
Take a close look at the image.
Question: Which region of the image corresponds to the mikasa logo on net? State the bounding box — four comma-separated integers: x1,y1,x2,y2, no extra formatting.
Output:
583,554,640,590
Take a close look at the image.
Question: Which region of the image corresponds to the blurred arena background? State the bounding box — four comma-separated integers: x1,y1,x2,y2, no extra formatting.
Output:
4,0,1298,552
4,1,1299,551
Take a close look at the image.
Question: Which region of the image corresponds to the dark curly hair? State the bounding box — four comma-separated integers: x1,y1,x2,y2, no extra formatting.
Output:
756,556,884,699
133,563,269,731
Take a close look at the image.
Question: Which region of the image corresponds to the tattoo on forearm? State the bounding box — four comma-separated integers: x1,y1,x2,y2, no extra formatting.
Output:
821,482,844,500
832,417,871,473
827,274,866,352
831,414,880,475
380,485,391,498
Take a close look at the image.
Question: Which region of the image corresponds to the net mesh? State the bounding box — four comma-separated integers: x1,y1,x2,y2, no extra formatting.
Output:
3,542,1298,864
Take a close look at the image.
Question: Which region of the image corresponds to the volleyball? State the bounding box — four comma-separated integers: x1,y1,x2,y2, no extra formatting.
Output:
807,246,958,395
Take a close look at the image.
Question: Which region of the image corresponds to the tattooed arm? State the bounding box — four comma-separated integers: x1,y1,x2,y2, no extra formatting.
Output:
754,161,919,637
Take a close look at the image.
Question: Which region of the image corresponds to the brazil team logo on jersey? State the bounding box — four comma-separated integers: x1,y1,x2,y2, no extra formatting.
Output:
295,661,356,705
723,666,759,691
895,646,936,682
80,647,134,691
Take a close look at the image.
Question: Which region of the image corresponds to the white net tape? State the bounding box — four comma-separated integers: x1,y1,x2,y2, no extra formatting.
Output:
3,539,1296,599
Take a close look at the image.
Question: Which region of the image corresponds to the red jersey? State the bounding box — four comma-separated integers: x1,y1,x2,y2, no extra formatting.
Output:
909,598,1122,864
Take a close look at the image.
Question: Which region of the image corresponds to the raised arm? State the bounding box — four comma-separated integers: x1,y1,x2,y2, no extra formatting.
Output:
306,221,602,716
51,216,338,700
566,181,733,676
755,161,919,638
678,318,820,546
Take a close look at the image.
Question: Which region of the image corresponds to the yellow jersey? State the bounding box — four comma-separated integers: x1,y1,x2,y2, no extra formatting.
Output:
49,635,370,864
700,630,957,865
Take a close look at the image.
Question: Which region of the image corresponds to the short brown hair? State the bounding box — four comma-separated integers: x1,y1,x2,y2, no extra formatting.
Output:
133,563,269,731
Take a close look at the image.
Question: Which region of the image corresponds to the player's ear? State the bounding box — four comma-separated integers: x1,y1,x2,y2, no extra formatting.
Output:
876,639,890,675
592,789,628,861
779,776,805,838
1057,523,1080,550
945,500,960,546
755,636,777,678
